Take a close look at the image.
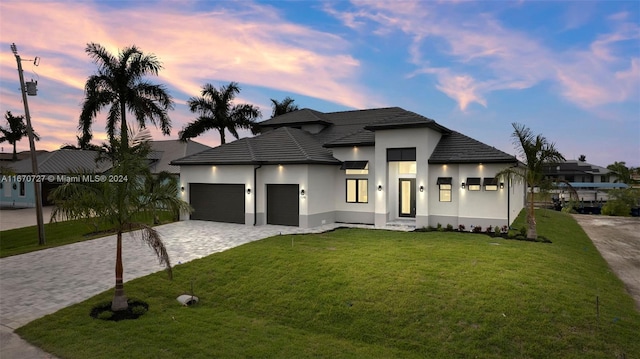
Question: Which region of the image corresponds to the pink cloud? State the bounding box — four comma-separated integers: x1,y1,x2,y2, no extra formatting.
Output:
1,1,382,152
328,1,640,114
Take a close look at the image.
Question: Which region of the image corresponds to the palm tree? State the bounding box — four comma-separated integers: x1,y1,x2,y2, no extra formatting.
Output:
179,82,261,144
49,143,192,311
270,96,299,118
0,111,40,161
498,123,565,240
79,43,174,152
607,161,632,184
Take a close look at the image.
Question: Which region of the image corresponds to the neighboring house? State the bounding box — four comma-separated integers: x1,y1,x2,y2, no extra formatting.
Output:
171,107,525,229
543,160,627,202
1,140,210,208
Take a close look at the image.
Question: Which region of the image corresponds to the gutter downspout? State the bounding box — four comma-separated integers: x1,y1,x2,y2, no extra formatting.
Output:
254,164,262,226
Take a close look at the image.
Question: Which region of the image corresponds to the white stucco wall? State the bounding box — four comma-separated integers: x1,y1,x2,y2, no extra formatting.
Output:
331,146,376,223
178,165,254,222
373,127,442,227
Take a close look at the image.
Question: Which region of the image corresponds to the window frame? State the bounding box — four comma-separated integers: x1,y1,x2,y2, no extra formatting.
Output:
439,183,452,202
346,178,368,203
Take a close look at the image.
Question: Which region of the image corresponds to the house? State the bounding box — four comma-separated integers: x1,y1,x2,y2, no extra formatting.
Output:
542,160,627,202
1,140,210,208
171,107,525,229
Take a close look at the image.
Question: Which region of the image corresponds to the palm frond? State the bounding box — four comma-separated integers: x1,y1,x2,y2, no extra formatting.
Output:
134,224,173,279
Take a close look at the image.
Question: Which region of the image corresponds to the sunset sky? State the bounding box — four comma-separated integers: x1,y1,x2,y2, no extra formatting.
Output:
1,0,638,167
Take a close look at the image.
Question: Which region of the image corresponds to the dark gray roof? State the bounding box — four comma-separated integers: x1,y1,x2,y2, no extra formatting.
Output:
259,108,331,127
171,127,340,165
9,149,112,174
428,131,517,164
175,107,515,166
543,160,611,176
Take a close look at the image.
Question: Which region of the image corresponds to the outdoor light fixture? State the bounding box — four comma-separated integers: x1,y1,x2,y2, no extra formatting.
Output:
300,189,305,196
419,185,424,192
461,182,466,189
378,185,383,191
247,188,251,195
500,182,504,189
181,186,185,192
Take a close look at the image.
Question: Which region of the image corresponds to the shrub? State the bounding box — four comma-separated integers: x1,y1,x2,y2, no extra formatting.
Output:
436,223,444,232
458,224,466,232
494,226,501,234
602,189,639,216
501,225,508,234
485,226,493,234
519,226,527,236
446,224,454,231
472,226,483,233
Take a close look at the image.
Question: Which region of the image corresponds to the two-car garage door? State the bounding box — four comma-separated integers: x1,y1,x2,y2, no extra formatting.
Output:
189,184,245,224
189,183,299,226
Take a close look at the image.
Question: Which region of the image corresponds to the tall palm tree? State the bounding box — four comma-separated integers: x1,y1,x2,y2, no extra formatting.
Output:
497,123,565,240
79,43,174,152
179,82,261,144
270,96,299,118
0,111,40,161
49,143,192,311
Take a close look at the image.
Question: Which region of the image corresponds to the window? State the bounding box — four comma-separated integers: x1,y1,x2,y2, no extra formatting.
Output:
437,177,452,202
398,161,417,174
19,182,26,197
342,161,369,175
387,148,416,161
346,179,368,203
483,177,498,191
439,184,452,202
466,177,481,191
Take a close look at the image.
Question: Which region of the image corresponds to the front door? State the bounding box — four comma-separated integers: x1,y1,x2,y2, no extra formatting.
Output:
399,178,416,218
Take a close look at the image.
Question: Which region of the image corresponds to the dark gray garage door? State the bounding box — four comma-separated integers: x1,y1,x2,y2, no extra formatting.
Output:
267,184,299,226
189,183,245,223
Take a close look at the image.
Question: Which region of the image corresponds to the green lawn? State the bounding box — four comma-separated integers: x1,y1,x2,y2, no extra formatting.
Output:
0,211,175,258
16,210,640,358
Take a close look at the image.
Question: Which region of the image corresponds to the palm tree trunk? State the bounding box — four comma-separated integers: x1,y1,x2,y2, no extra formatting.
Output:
120,100,128,152
219,129,226,144
527,187,537,240
112,230,128,311
12,142,17,161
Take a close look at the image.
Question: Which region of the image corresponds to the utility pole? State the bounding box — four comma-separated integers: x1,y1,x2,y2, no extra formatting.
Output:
11,43,45,245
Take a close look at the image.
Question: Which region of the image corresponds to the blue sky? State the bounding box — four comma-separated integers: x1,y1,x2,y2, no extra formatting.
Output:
1,0,638,167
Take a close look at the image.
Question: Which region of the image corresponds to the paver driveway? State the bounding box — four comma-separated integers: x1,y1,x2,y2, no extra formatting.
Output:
0,220,349,330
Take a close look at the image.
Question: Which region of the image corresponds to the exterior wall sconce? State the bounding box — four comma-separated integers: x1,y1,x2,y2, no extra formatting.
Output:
247,188,251,195
500,182,504,189
300,189,305,196
419,185,424,192
377,185,383,191
180,186,185,192
461,182,465,189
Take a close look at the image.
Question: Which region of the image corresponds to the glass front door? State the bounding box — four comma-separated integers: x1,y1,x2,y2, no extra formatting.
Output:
399,178,416,217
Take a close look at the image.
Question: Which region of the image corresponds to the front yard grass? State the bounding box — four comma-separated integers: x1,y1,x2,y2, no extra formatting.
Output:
0,211,175,258
16,210,640,358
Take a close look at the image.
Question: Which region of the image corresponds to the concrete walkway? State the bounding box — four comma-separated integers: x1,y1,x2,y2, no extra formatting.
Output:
0,218,375,359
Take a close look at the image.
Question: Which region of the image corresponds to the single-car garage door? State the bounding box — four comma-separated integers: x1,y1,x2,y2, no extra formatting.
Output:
267,184,299,226
189,183,245,224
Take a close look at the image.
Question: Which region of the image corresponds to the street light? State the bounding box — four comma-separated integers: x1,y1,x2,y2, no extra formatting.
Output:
11,43,45,245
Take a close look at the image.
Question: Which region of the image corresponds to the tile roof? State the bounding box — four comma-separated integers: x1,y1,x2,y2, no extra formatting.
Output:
9,149,112,174
428,131,517,164
7,140,211,175
171,127,341,165
174,107,516,166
